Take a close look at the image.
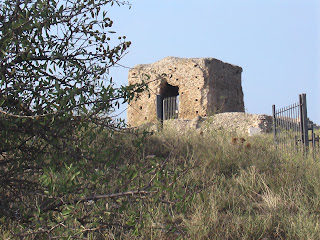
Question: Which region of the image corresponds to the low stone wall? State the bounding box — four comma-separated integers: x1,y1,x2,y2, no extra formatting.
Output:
158,112,273,136
140,112,319,136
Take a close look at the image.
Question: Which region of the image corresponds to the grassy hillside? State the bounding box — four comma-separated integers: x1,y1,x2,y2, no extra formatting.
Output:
1,122,320,239
140,125,320,239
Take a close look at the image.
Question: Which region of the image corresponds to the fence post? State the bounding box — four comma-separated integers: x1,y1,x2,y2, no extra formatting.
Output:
272,104,277,147
299,93,309,149
156,95,164,127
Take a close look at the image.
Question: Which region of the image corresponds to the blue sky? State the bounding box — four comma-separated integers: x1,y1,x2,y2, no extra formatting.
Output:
107,0,320,124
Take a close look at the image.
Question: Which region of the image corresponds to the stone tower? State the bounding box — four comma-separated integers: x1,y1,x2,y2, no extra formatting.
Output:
127,57,244,127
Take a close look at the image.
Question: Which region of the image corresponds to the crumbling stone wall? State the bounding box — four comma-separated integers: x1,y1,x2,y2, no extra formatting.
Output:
151,113,274,137
127,57,244,127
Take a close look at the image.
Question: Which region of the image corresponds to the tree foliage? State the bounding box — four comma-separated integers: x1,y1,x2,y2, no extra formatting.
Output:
0,0,141,186
0,0,136,117
0,0,139,183
0,0,157,236
0,0,194,238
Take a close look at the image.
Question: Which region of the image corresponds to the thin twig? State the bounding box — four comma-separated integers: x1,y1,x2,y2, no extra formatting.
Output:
40,189,158,213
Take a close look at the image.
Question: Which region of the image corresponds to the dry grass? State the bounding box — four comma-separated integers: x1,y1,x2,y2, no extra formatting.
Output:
1,121,320,239
137,122,320,239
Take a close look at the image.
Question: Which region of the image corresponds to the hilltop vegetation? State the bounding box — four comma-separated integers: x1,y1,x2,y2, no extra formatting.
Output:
1,0,319,238
1,121,320,239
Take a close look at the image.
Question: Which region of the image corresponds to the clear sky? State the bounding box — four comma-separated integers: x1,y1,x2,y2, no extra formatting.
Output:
107,0,320,124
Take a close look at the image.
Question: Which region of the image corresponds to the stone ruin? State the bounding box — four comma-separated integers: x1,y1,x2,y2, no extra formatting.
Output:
127,57,245,127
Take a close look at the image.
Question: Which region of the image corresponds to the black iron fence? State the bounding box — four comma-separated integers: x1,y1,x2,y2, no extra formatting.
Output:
272,93,319,155
156,95,179,123
163,96,179,120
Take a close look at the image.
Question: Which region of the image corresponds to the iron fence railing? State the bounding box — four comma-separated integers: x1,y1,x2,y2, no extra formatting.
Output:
156,95,179,126
272,100,304,153
273,93,319,156
163,96,179,120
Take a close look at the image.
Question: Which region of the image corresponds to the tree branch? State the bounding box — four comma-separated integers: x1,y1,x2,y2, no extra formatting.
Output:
40,190,158,213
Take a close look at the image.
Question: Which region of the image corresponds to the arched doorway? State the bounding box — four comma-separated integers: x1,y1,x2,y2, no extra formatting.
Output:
160,82,179,98
159,82,179,120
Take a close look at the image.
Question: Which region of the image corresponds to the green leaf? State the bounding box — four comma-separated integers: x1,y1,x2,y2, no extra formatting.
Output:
62,209,71,216
55,81,60,92
0,49,6,56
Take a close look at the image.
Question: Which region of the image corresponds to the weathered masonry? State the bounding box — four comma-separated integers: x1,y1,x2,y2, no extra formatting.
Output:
127,57,244,127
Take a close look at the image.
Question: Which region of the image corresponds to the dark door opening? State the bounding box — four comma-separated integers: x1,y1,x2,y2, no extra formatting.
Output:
159,82,179,120
160,82,179,98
